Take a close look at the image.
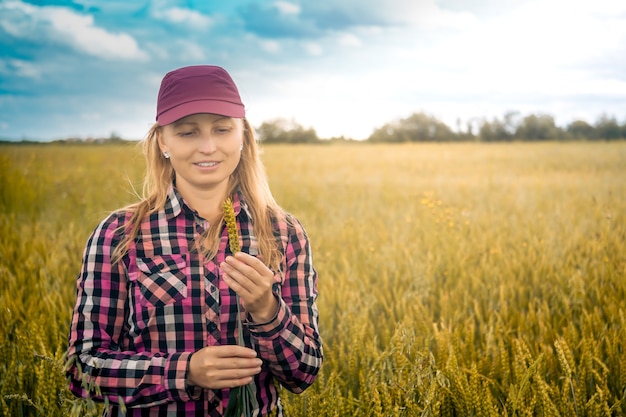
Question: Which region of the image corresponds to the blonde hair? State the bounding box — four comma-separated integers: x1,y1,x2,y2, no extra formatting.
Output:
112,118,284,271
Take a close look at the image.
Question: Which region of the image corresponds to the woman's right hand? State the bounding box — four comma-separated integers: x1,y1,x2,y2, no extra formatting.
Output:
187,345,262,389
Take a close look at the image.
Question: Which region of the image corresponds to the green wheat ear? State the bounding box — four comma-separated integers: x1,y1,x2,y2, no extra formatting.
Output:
222,196,256,417
223,197,241,254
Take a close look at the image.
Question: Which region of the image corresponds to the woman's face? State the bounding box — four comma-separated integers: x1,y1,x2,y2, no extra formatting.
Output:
159,113,243,198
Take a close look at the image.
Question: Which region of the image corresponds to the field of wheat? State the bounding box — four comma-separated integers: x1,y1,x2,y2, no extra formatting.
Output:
0,141,625,416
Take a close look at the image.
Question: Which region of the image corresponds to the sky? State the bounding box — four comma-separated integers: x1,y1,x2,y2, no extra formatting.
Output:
1,0,626,141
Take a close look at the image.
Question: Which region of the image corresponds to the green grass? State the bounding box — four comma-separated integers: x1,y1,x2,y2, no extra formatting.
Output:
1,141,625,416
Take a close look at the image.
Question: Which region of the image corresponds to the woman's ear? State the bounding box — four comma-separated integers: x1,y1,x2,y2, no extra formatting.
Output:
156,128,167,153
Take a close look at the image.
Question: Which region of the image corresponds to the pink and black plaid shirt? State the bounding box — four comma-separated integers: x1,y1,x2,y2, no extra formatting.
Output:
66,186,322,416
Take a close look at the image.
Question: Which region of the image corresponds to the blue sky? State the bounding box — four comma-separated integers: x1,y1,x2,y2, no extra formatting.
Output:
1,0,626,141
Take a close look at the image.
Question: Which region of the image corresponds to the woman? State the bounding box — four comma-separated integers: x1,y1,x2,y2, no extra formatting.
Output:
66,65,323,416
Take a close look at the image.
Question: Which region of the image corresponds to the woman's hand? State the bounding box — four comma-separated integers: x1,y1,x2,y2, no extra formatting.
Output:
220,252,279,323
187,345,262,389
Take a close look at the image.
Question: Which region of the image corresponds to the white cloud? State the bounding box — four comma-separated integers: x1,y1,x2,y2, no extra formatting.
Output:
338,33,362,47
350,0,626,101
0,0,148,61
259,39,282,53
152,7,212,29
48,9,149,61
0,59,41,78
405,2,479,30
305,42,324,56
80,112,102,121
172,41,206,61
308,0,479,30
144,42,170,60
553,0,626,16
274,2,301,16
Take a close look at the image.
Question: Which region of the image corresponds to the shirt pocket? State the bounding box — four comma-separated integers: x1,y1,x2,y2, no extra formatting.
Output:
135,255,188,308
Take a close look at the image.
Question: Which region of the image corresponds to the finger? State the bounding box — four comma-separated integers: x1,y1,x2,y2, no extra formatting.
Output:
223,256,274,290
204,366,260,389
221,270,254,298
221,261,260,295
223,270,272,305
224,253,270,279
188,347,261,389
215,358,263,372
209,345,258,358
223,256,259,279
233,252,274,277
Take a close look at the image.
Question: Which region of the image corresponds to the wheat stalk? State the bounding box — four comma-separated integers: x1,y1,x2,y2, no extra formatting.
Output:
223,197,255,417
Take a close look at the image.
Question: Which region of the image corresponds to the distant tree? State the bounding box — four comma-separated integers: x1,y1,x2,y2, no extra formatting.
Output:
464,117,482,141
478,118,510,142
256,118,319,143
566,120,595,140
478,111,523,142
455,117,477,141
515,114,562,140
368,112,457,142
109,131,122,141
326,135,358,144
106,131,128,144
368,121,404,143
477,120,493,142
594,114,621,140
503,111,521,137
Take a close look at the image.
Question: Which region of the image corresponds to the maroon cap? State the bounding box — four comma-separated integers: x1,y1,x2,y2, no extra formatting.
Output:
156,65,245,125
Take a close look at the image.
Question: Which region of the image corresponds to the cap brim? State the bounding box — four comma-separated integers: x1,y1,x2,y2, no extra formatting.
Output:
157,100,245,126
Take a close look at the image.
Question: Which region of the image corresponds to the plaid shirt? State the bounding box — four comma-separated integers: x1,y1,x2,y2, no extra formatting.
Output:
67,187,322,416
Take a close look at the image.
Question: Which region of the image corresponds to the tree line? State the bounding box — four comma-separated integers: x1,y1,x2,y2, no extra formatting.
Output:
4,111,623,144
256,112,626,143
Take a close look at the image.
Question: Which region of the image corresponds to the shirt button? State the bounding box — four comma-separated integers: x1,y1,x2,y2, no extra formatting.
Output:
207,322,217,332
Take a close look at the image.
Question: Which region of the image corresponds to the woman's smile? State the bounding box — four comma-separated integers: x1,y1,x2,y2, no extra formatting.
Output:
194,161,220,168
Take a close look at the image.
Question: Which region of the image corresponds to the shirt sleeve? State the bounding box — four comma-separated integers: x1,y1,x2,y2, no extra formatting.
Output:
245,215,323,393
65,212,199,407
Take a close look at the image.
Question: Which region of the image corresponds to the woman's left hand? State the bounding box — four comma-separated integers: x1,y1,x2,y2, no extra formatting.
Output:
221,252,279,323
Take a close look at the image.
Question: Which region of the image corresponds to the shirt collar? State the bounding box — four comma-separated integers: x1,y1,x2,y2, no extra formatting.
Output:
230,188,255,222
163,184,253,221
164,184,183,220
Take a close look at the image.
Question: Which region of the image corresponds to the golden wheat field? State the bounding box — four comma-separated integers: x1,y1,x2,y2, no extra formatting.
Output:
0,141,625,416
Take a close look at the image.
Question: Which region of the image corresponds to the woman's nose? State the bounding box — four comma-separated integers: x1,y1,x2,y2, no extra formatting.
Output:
197,135,217,153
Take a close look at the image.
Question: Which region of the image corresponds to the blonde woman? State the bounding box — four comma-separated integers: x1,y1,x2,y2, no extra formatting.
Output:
66,65,323,416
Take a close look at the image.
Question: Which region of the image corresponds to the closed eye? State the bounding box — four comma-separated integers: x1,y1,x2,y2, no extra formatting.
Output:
214,127,232,134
